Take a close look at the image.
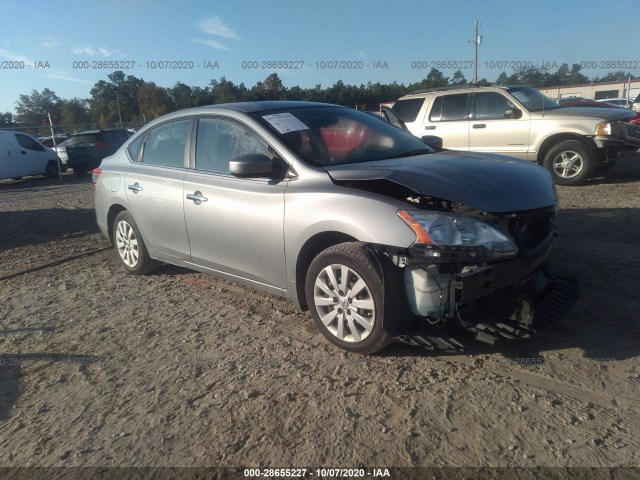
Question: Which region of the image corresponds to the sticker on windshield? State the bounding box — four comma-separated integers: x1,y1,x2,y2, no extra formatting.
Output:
262,113,309,134
511,91,530,103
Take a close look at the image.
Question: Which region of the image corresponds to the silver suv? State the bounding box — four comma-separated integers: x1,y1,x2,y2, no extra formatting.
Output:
94,101,577,354
394,85,640,185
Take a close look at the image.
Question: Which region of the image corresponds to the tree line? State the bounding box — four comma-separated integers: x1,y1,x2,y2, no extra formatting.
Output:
1,65,636,135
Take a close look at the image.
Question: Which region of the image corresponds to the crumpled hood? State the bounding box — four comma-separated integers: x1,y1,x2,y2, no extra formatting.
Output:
325,151,557,213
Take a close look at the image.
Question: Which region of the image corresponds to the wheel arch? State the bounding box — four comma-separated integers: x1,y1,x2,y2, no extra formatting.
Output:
106,203,128,244
294,231,358,310
536,134,598,165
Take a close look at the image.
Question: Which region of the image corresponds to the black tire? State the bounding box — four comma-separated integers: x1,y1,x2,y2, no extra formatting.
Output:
45,160,59,178
305,242,393,354
112,210,159,275
73,166,88,176
543,140,594,186
61,165,68,173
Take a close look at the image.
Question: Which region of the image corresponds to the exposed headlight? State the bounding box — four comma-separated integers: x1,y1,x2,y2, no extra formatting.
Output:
595,122,612,136
398,210,518,261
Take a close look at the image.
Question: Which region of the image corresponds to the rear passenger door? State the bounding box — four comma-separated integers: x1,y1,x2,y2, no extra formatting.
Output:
124,119,192,262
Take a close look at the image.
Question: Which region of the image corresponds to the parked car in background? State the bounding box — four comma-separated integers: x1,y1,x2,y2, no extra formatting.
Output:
559,99,640,125
393,85,640,185
94,101,577,354
597,98,634,108
0,130,60,180
53,138,73,172
556,96,589,105
66,129,130,175
632,93,640,112
39,135,69,148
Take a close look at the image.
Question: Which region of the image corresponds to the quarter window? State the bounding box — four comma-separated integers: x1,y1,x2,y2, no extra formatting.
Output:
127,133,145,161
141,120,190,167
195,118,270,174
429,94,470,122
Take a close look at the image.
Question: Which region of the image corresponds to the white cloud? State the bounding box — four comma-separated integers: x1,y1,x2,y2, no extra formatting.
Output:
72,45,122,58
40,37,59,49
190,38,232,52
196,15,238,39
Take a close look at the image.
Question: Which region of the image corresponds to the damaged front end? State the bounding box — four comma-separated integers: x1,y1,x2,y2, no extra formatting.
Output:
325,152,579,351
374,203,578,351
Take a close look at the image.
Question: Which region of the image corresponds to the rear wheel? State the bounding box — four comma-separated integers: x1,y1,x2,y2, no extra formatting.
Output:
113,210,159,275
73,166,88,176
305,242,393,354
543,140,594,186
45,160,59,178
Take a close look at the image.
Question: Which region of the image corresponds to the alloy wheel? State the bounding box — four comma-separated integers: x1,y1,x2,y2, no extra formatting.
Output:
312,263,376,343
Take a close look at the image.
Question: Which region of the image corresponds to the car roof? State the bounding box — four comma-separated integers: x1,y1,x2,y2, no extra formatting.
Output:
174,101,339,115
400,84,519,98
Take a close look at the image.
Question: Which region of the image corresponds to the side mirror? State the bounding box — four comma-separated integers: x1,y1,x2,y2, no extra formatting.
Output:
504,108,522,119
229,154,273,177
421,135,443,151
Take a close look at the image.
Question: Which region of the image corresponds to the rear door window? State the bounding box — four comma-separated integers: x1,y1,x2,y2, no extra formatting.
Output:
70,133,101,145
104,130,130,143
141,120,191,168
429,93,470,122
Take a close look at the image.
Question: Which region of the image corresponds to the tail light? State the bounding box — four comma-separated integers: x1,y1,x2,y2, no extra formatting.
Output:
91,168,102,187
94,142,109,148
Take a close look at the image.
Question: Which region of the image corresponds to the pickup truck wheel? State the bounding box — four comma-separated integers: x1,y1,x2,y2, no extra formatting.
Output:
113,211,159,275
45,160,59,178
305,242,393,354
543,140,594,186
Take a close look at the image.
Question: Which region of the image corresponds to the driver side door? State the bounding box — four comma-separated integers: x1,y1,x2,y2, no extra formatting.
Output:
183,116,288,289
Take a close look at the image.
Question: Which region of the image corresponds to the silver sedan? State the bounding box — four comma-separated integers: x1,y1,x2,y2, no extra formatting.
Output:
94,101,575,354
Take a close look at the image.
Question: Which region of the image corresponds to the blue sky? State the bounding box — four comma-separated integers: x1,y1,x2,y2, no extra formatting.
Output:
1,0,638,113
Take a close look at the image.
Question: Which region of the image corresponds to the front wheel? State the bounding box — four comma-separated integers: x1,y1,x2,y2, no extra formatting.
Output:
45,160,59,178
543,140,594,186
112,210,159,275
305,242,393,354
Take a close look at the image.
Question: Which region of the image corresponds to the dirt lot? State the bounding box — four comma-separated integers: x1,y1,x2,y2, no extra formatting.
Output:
0,155,639,477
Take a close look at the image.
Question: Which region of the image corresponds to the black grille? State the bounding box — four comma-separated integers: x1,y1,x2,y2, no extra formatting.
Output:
625,122,640,140
489,207,555,252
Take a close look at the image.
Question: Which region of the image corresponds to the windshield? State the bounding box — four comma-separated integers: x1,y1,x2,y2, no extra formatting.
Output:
252,106,433,167
507,86,560,112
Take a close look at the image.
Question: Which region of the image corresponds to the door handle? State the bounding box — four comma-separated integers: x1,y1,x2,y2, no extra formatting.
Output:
424,126,436,130
186,191,208,204
127,183,143,193
472,124,486,129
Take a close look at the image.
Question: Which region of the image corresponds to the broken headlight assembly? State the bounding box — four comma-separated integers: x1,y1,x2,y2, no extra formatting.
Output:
398,209,518,262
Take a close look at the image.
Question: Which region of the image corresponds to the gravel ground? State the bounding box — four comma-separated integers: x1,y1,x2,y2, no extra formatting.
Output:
0,155,639,476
